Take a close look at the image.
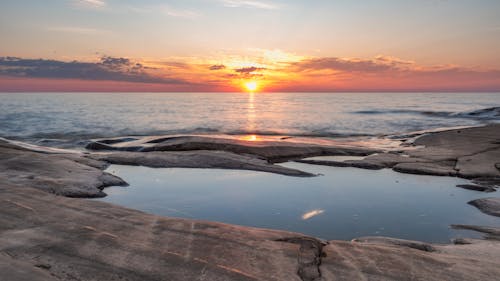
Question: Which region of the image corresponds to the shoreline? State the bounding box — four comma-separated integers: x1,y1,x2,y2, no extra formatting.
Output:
1,124,500,280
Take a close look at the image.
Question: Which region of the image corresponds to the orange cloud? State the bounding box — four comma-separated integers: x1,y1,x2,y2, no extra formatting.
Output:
1,54,500,92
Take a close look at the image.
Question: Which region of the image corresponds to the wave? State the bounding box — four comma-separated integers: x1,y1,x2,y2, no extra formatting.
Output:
353,106,500,120
6,127,371,148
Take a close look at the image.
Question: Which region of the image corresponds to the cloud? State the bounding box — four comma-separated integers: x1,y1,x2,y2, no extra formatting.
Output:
291,57,403,73
73,0,106,9
209,64,226,70
163,6,199,18
0,56,186,85
220,0,279,10
234,66,266,73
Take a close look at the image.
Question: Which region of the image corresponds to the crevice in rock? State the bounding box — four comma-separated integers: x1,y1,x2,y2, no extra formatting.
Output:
275,237,327,281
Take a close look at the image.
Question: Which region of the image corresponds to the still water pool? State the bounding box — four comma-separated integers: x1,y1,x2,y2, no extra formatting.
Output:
98,162,500,243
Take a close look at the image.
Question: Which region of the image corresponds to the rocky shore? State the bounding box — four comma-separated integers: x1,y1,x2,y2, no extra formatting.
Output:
1,124,500,280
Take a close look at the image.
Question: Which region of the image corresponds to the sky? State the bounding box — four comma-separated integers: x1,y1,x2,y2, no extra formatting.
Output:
1,0,500,92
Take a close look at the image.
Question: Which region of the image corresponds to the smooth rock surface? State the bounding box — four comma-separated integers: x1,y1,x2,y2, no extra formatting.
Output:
0,142,127,197
92,150,315,177
468,197,500,217
296,125,500,185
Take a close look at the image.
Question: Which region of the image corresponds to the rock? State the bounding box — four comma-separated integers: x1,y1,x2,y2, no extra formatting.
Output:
456,184,496,192
352,236,436,252
393,162,457,176
455,149,500,178
85,141,142,151
297,124,500,185
472,177,500,188
451,225,500,240
320,239,500,281
0,142,127,198
87,135,379,162
92,150,315,177
468,198,500,217
99,137,139,144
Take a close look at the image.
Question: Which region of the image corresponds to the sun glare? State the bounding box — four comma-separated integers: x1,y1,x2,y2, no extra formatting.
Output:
244,81,258,92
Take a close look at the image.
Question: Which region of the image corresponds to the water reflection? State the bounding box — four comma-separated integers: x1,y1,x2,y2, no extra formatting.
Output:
302,209,325,220
98,162,500,242
240,134,259,141
247,92,256,133
237,93,260,142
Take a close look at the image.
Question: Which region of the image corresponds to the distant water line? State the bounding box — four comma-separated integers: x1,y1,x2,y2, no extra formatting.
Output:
0,92,499,147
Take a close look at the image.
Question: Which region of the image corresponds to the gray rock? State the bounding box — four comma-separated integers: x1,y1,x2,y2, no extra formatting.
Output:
0,142,127,198
456,184,496,192
468,198,500,217
352,236,436,252
93,150,315,177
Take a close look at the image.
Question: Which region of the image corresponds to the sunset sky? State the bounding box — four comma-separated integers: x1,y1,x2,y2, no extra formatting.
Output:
1,0,500,92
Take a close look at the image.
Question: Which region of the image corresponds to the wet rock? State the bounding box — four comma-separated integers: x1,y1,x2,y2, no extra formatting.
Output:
456,184,496,192
86,141,142,151
99,137,139,144
468,198,500,217
88,135,378,162
451,224,500,240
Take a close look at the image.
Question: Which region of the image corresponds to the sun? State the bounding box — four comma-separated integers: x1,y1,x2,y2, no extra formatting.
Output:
244,81,258,92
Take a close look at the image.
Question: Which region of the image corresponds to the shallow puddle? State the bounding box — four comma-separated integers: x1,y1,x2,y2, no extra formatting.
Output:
98,162,500,243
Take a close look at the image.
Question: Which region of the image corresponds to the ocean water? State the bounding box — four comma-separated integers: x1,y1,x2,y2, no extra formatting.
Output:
0,92,499,146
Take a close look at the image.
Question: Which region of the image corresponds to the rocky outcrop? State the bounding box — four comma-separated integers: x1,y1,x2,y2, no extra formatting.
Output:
296,124,500,192
86,135,379,162
352,236,436,252
92,150,315,177
0,142,127,198
468,198,500,217
451,224,500,240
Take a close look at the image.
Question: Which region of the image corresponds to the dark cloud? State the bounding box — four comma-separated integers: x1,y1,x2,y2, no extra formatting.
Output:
234,66,266,73
209,64,226,70
0,56,187,84
291,57,399,73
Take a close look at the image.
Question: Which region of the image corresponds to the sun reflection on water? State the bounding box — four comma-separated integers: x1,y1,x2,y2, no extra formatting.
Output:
301,209,325,220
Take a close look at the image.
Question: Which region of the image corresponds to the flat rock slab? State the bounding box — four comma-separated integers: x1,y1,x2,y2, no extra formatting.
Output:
0,143,126,198
468,198,500,217
91,150,315,177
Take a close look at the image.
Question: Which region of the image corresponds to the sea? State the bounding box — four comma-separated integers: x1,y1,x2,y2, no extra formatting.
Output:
1,92,499,147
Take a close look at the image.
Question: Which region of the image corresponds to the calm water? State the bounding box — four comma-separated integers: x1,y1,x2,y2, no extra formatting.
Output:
99,163,500,243
0,92,499,146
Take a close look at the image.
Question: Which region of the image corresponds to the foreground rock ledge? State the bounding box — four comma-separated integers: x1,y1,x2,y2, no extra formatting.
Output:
2,184,500,281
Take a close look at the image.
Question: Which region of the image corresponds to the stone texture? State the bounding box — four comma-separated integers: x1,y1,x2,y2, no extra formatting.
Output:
92,150,315,177
0,142,127,198
468,198,500,217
